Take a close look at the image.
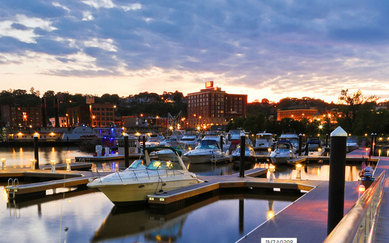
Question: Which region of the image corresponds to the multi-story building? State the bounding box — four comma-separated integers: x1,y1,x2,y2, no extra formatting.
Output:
1,105,42,128
277,108,318,122
66,103,116,127
49,116,68,127
187,82,247,128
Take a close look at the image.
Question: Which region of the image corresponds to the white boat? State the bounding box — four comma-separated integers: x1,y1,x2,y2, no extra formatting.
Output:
279,134,299,153
231,144,256,161
255,132,273,150
145,134,164,147
304,139,323,156
87,147,202,205
184,139,226,164
152,143,190,161
346,137,359,152
62,126,99,142
179,134,200,150
270,141,296,164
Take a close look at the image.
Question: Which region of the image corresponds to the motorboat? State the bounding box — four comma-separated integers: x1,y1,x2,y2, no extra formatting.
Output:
304,139,323,156
255,132,273,150
279,134,299,153
152,143,191,161
270,140,296,164
347,137,359,152
179,134,200,150
145,134,164,147
62,126,99,142
184,139,226,164
231,144,256,161
87,146,202,205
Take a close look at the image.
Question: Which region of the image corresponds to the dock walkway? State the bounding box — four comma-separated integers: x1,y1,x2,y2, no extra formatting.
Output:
238,148,370,243
1,166,110,199
372,156,389,242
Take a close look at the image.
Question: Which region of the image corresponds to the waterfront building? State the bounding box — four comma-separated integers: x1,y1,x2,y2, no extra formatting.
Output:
49,116,68,127
277,108,318,122
66,103,115,127
1,104,42,129
187,82,247,128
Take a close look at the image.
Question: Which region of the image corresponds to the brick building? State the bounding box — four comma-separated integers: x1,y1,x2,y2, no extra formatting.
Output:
187,82,247,128
1,105,42,128
66,103,116,127
277,108,318,122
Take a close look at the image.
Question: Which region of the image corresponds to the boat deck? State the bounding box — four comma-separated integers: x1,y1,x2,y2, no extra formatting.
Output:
75,153,143,162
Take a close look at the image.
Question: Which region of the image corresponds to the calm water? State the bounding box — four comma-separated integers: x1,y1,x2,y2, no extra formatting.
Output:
0,147,364,242
1,185,295,243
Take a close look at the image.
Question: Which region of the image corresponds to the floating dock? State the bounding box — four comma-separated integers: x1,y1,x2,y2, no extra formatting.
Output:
147,170,315,206
1,167,110,200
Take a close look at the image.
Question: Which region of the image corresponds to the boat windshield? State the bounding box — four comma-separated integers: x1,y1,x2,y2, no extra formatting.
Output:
127,159,146,169
147,160,182,170
197,140,219,149
307,143,320,151
277,143,290,150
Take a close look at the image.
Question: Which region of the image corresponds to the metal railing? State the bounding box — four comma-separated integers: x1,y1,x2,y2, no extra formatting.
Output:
324,171,386,243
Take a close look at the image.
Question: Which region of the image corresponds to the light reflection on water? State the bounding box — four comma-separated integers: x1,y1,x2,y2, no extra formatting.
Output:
0,186,296,243
0,148,364,242
0,147,91,167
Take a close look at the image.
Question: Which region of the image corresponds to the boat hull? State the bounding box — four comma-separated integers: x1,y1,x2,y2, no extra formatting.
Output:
92,179,199,204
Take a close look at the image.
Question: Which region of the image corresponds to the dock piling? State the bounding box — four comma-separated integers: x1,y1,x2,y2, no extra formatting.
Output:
239,199,244,233
142,136,146,154
220,135,224,151
34,133,39,169
239,135,246,177
1,158,6,170
298,134,302,156
123,133,129,168
327,126,347,235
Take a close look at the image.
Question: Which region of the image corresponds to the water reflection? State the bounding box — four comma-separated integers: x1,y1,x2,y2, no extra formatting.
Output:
0,147,91,167
92,192,299,243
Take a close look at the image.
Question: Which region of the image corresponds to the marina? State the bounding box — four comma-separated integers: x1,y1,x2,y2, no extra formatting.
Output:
0,144,382,242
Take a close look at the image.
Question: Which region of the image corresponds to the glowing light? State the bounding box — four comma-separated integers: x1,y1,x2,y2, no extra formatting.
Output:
267,210,275,220
153,161,161,167
318,148,322,152
169,126,174,130
318,125,323,129
358,185,366,193
49,132,55,136
33,132,39,137
17,132,23,136
3,188,9,201
296,164,302,169
92,115,96,119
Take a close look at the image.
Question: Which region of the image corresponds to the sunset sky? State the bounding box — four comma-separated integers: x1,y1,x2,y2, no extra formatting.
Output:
1,1,389,102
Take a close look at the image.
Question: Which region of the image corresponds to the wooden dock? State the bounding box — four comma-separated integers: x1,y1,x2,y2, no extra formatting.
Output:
237,148,378,243
75,153,143,162
147,168,317,206
1,167,111,199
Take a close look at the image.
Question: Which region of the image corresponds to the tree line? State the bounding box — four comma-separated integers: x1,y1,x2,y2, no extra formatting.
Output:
1,88,388,136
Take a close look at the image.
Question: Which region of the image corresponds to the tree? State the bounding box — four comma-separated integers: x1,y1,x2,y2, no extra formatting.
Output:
337,89,377,135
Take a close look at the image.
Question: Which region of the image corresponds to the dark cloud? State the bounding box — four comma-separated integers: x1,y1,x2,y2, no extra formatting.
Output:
1,0,389,97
